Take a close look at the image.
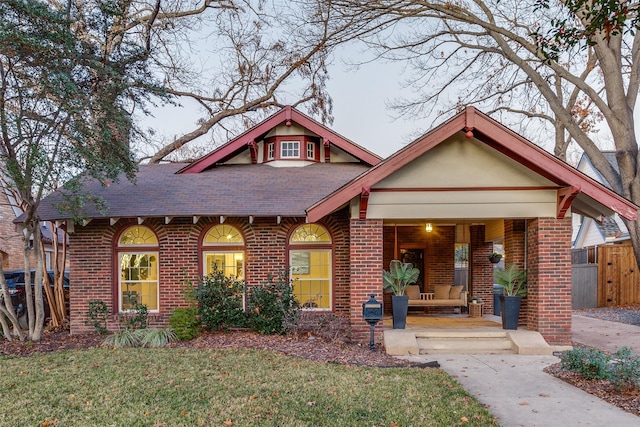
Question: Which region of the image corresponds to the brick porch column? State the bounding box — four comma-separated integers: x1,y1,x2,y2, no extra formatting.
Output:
504,219,527,322
526,217,572,345
349,218,384,343
469,225,493,312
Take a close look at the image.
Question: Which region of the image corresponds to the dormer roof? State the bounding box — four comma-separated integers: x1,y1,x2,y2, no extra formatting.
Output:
178,106,382,173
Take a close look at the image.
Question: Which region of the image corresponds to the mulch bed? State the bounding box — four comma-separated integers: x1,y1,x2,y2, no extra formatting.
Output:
0,329,437,368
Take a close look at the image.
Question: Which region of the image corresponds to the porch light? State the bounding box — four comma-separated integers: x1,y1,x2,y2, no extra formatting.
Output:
425,223,433,233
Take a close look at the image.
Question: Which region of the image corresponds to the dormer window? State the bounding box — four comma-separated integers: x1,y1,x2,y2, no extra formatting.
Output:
307,141,315,159
281,141,300,158
262,136,319,163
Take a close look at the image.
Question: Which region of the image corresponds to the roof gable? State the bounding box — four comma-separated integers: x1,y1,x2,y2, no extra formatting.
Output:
179,106,381,173
306,107,638,222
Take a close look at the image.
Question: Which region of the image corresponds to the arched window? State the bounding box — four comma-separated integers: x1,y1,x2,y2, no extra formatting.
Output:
289,224,332,310
202,224,244,279
117,225,159,312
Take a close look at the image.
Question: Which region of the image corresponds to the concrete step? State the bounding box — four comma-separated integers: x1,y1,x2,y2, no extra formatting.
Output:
417,336,514,354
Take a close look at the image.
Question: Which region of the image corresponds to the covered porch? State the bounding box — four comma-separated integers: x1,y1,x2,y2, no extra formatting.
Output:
305,107,638,348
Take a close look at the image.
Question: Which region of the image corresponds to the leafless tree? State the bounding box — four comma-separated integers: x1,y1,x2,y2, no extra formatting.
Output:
334,0,640,263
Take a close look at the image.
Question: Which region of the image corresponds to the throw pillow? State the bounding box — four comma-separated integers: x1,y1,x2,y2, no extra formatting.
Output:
449,285,464,300
433,285,451,300
406,284,420,300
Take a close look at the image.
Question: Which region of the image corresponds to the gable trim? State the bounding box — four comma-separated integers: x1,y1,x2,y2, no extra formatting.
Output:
179,106,382,174
306,107,638,223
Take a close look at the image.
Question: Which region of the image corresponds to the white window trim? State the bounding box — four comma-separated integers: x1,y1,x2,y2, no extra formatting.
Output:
281,140,300,158
118,251,160,313
267,142,275,160
307,141,315,159
290,248,332,311
202,250,245,279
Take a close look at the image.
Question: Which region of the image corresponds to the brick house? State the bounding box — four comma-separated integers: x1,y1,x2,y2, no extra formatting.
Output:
32,106,637,346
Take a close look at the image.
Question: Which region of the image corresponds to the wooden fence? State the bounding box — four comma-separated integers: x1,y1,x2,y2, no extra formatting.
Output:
597,245,640,307
572,264,598,309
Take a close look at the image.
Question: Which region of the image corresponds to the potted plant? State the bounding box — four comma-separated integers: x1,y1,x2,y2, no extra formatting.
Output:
494,264,527,330
470,296,483,304
382,260,420,329
488,252,503,263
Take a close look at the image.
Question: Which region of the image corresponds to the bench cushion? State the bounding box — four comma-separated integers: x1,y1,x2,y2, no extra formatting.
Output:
406,284,421,300
433,285,451,300
449,285,464,299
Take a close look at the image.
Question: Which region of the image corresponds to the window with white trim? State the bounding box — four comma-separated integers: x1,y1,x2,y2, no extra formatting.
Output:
289,224,332,309
281,141,300,158
307,141,315,159
267,142,275,160
117,225,159,312
202,224,245,279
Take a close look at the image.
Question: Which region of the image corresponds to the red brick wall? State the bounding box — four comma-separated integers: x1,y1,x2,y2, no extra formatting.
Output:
469,225,493,312
0,190,26,270
69,211,352,334
504,219,527,322
350,219,383,343
526,217,572,345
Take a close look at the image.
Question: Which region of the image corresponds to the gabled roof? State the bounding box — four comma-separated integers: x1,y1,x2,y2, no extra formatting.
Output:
179,106,382,173
306,107,638,222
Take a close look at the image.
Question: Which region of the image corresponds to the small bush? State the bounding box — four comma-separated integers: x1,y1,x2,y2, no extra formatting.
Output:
560,347,611,380
102,329,138,348
246,271,300,335
194,269,245,331
136,328,178,348
609,346,640,389
122,302,149,330
85,300,109,334
102,328,177,348
169,307,201,341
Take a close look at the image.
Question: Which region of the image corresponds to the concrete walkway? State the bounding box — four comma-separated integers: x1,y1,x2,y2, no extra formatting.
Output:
397,314,640,426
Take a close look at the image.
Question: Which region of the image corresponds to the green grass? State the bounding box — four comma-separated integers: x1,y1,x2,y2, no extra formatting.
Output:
0,348,498,426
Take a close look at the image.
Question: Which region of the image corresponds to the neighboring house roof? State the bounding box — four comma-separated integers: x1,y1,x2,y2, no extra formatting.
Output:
573,216,629,248
576,151,619,189
306,107,638,222
33,162,371,221
179,105,382,173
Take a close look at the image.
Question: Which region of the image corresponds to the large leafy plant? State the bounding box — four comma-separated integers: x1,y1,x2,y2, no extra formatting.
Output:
382,260,420,296
494,264,527,297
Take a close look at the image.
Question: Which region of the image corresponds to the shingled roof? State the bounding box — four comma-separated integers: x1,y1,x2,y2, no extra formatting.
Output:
35,162,370,221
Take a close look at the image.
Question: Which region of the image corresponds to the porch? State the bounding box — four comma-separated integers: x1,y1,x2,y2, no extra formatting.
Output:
382,314,558,356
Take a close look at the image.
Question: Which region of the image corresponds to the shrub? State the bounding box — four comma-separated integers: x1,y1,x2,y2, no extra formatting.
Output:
102,329,138,348
169,307,201,341
246,271,300,335
123,302,149,330
136,328,178,348
85,300,109,334
609,346,640,390
560,347,611,380
194,269,245,331
102,328,177,348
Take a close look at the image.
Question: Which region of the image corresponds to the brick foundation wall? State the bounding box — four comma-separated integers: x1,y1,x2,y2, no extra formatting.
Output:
350,219,383,343
526,217,572,345
69,211,352,335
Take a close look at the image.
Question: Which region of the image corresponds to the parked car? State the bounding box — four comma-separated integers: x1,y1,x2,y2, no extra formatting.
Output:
1,270,70,329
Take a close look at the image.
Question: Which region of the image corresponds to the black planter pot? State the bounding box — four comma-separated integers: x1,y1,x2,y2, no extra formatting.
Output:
391,295,410,329
489,255,502,264
499,295,522,330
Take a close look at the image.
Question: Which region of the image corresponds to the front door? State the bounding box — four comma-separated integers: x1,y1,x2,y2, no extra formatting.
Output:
401,248,424,292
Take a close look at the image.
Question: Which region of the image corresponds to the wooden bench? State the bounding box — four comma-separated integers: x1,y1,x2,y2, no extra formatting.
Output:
407,291,468,308
406,285,468,307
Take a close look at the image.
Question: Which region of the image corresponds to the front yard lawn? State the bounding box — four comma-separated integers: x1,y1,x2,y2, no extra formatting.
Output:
0,347,497,426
